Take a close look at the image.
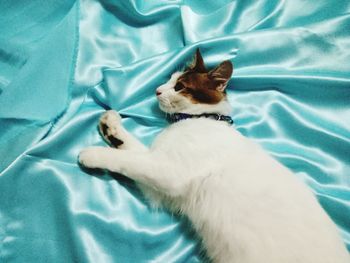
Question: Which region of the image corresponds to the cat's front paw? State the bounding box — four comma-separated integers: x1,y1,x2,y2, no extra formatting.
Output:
79,147,103,169
99,110,124,148
101,110,122,124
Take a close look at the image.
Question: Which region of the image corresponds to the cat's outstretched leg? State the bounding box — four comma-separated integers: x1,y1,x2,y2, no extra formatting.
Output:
88,111,166,203
79,147,185,196
99,110,147,151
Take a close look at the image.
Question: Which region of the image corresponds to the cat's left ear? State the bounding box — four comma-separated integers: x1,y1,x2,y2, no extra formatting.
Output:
208,60,233,92
188,48,207,73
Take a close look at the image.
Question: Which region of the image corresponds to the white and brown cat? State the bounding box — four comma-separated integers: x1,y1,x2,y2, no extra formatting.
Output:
79,49,349,263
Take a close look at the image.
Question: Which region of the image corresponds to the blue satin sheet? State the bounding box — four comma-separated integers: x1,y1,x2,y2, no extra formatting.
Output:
0,0,349,262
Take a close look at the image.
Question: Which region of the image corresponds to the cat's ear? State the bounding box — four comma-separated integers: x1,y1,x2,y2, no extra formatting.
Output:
188,48,207,73
208,60,233,92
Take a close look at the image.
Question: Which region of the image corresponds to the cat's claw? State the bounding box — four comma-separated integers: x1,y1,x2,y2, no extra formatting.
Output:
99,110,124,148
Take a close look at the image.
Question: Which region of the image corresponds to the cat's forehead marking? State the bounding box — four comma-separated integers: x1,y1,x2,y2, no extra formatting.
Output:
177,72,215,90
175,73,225,105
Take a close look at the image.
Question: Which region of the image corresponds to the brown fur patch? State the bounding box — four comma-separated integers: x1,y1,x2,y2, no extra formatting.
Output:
177,72,226,104
176,49,232,104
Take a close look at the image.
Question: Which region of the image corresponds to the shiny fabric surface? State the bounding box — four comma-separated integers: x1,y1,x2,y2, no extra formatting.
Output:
1,0,349,262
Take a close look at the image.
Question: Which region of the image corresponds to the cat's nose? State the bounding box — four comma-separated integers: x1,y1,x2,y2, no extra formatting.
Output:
156,90,162,96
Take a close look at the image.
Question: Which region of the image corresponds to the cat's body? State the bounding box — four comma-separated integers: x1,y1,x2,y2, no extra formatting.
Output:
147,116,348,263
79,50,349,262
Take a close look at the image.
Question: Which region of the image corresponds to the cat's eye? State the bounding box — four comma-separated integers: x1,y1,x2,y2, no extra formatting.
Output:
174,82,185,92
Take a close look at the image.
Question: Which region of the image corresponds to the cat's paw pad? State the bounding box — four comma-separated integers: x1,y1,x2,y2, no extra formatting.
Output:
79,147,101,168
99,110,124,147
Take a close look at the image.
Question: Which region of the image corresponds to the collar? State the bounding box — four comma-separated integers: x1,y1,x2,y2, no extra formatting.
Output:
168,113,234,125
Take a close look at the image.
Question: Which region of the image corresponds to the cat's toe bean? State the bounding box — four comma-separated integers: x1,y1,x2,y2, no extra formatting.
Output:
99,122,109,138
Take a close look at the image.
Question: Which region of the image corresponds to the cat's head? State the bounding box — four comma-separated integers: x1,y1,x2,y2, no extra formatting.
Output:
156,49,233,115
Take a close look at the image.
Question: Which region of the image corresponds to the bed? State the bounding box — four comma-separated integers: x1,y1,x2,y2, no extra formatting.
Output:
0,0,349,262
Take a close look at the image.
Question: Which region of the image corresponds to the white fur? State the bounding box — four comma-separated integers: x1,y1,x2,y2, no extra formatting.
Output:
79,74,349,262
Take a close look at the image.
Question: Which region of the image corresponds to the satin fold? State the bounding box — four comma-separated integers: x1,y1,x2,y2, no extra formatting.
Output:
1,0,349,262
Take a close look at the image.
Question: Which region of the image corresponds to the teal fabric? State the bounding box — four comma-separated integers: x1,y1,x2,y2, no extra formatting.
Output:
0,0,349,262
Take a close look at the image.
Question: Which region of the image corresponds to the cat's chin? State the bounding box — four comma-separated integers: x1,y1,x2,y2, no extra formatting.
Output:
158,102,176,114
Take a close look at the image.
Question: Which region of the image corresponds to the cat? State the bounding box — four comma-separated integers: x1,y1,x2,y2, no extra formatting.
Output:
79,49,349,263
